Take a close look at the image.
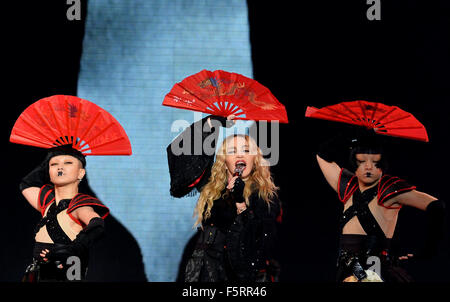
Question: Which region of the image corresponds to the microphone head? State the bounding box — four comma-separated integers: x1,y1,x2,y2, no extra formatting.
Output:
234,164,245,177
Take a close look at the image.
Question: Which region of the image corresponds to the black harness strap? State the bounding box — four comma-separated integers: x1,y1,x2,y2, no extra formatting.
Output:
340,185,386,241
35,199,72,245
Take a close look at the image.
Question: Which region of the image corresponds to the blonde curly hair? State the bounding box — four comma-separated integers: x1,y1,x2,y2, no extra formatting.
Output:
193,134,278,226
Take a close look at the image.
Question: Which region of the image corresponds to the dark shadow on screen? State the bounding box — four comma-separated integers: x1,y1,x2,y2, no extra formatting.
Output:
79,177,148,281
176,231,200,282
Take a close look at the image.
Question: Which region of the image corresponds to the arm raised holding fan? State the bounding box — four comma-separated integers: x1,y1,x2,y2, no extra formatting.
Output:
20,160,48,211
307,100,446,283
166,114,236,198
165,70,284,282
19,145,109,282
179,128,281,282
11,95,132,282
315,132,351,193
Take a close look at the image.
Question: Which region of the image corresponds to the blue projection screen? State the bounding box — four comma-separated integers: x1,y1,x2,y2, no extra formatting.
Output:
77,0,253,281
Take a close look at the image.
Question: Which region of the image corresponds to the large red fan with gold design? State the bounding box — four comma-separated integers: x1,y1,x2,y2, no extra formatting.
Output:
163,69,288,123
10,95,132,155
305,100,429,142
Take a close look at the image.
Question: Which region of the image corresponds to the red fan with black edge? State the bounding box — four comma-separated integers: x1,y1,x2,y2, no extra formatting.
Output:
163,69,289,123
10,95,132,155
305,100,429,142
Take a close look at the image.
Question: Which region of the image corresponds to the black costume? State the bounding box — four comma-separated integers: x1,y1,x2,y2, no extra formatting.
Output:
20,146,109,282
336,168,416,282
318,131,446,282
22,183,109,282
167,116,281,282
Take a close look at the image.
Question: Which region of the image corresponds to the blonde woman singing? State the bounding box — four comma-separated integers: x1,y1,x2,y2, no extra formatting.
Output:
167,115,281,282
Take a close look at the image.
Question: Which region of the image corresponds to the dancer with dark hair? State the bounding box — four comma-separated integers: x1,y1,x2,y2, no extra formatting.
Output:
20,145,109,281
10,95,132,281
316,131,446,282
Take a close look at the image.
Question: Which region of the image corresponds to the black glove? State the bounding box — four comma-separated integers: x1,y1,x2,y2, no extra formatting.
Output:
46,217,105,264
230,177,245,203
20,159,50,191
207,115,234,129
317,132,351,165
416,199,446,259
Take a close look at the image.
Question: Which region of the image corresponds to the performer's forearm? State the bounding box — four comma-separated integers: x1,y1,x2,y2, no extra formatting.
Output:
419,199,446,258
19,161,49,191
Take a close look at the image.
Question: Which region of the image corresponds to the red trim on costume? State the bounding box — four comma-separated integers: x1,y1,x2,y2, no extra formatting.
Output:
70,195,100,207
39,184,55,216
41,197,55,217
276,206,283,223
338,169,358,204
378,187,416,209
67,212,84,227
376,175,416,209
70,204,109,219
68,203,110,219
337,169,343,201
378,175,401,197
37,185,45,209
68,194,100,210
188,169,207,188
37,185,45,214
66,193,110,221
66,194,109,225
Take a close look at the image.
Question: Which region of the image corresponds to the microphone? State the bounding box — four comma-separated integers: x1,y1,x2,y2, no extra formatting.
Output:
233,164,245,177
231,164,245,193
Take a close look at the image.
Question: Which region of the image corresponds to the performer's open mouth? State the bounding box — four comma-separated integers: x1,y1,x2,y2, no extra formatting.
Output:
235,161,247,176
235,160,246,170
57,171,63,176
365,172,372,177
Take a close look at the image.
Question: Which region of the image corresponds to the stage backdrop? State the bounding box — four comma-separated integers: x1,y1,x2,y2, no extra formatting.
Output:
77,0,253,281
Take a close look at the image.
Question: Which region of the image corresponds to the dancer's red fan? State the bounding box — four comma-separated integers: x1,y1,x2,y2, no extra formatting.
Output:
305,100,429,142
10,95,132,155
163,69,288,123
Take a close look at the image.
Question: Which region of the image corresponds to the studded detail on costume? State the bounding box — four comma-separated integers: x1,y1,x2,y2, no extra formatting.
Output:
340,185,386,239
35,199,72,244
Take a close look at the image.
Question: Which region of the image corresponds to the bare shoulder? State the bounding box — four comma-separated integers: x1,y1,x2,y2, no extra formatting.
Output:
22,187,41,212
316,154,341,192
72,205,95,215
71,205,100,225
390,190,437,211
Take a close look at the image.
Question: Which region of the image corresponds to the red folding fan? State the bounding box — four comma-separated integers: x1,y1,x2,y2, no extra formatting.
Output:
162,69,289,123
305,100,429,142
10,95,132,155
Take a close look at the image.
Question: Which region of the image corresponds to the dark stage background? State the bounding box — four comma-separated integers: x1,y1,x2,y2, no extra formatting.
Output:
1,0,449,283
